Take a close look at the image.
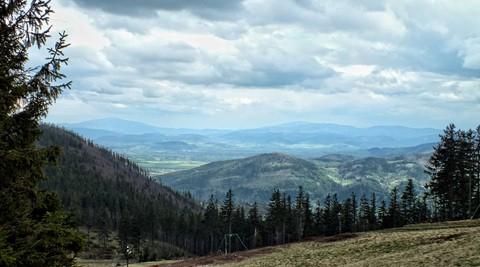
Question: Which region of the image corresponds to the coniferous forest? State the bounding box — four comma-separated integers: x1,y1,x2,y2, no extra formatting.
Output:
1,0,480,266
36,123,480,262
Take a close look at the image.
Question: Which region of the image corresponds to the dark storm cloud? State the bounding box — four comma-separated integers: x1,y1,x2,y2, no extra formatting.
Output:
71,0,245,19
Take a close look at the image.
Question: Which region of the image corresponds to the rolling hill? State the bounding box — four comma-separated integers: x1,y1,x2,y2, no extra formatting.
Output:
160,153,340,203
159,152,430,204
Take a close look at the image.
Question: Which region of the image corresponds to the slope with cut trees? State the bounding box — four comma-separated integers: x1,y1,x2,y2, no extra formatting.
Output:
38,124,200,260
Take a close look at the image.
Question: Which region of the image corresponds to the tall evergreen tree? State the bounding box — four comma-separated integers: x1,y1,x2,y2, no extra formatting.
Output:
456,129,476,217
358,194,370,231
314,200,323,235
426,124,458,219
388,187,401,228
266,189,283,244
204,195,220,252
378,200,388,229
0,1,83,265
294,186,306,240
221,189,234,253
369,193,377,230
401,179,416,225
247,202,262,249
303,194,314,237
341,197,353,233
350,192,357,232
474,126,480,217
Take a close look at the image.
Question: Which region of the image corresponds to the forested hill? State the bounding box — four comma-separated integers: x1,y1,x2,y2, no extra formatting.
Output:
37,124,200,259
159,152,429,204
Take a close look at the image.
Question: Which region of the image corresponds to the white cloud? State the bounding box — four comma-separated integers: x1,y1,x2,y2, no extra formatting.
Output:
42,0,480,129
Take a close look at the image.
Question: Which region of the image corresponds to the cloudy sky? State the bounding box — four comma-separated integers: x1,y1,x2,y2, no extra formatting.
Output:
40,0,480,129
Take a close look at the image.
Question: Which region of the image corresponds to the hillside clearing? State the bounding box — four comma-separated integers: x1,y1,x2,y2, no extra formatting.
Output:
163,220,480,267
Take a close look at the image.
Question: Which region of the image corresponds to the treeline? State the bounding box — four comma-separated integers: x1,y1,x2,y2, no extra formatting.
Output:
426,124,480,220
39,123,480,262
41,124,430,260
197,180,429,254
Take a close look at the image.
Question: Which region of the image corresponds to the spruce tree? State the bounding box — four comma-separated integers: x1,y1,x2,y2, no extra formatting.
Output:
474,126,480,216
247,202,261,248
456,129,476,217
369,193,377,230
341,197,353,233
314,200,323,235
388,187,400,228
322,194,333,235
0,1,83,266
221,189,234,252
303,194,314,237
378,200,388,229
359,194,370,231
266,189,284,244
426,124,458,219
350,192,357,232
204,195,220,252
401,179,416,225
294,186,305,240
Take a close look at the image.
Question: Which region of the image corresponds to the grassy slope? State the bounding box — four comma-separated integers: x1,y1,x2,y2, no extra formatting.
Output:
181,220,480,267
226,220,480,267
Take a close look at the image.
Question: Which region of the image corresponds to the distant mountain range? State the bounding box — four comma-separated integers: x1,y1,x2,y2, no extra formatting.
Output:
61,118,440,167
63,117,228,136
55,118,438,205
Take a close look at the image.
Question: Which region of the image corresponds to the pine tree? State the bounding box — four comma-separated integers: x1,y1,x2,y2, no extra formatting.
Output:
329,194,342,235
341,197,353,233
378,200,388,229
388,187,401,228
401,179,416,225
0,1,83,265
247,202,262,249
369,193,377,230
474,126,480,217
415,193,430,223
294,186,306,240
322,194,333,235
303,194,314,237
426,124,458,219
350,192,357,232
314,200,323,235
456,129,476,217
321,193,342,235
359,194,370,231
204,195,220,252
221,189,235,253
266,189,284,244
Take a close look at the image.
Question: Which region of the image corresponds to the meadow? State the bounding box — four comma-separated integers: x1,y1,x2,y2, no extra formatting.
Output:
165,220,480,267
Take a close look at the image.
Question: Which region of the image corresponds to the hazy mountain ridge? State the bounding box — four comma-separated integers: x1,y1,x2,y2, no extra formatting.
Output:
61,118,439,175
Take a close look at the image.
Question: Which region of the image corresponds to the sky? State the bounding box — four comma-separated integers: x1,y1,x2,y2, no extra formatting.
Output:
38,0,480,129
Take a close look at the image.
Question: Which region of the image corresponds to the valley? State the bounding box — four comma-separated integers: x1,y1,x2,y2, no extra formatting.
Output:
63,118,435,203
2,2,478,266
58,118,434,203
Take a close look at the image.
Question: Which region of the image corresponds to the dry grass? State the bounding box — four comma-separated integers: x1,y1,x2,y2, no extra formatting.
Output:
221,219,480,267
77,258,178,267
